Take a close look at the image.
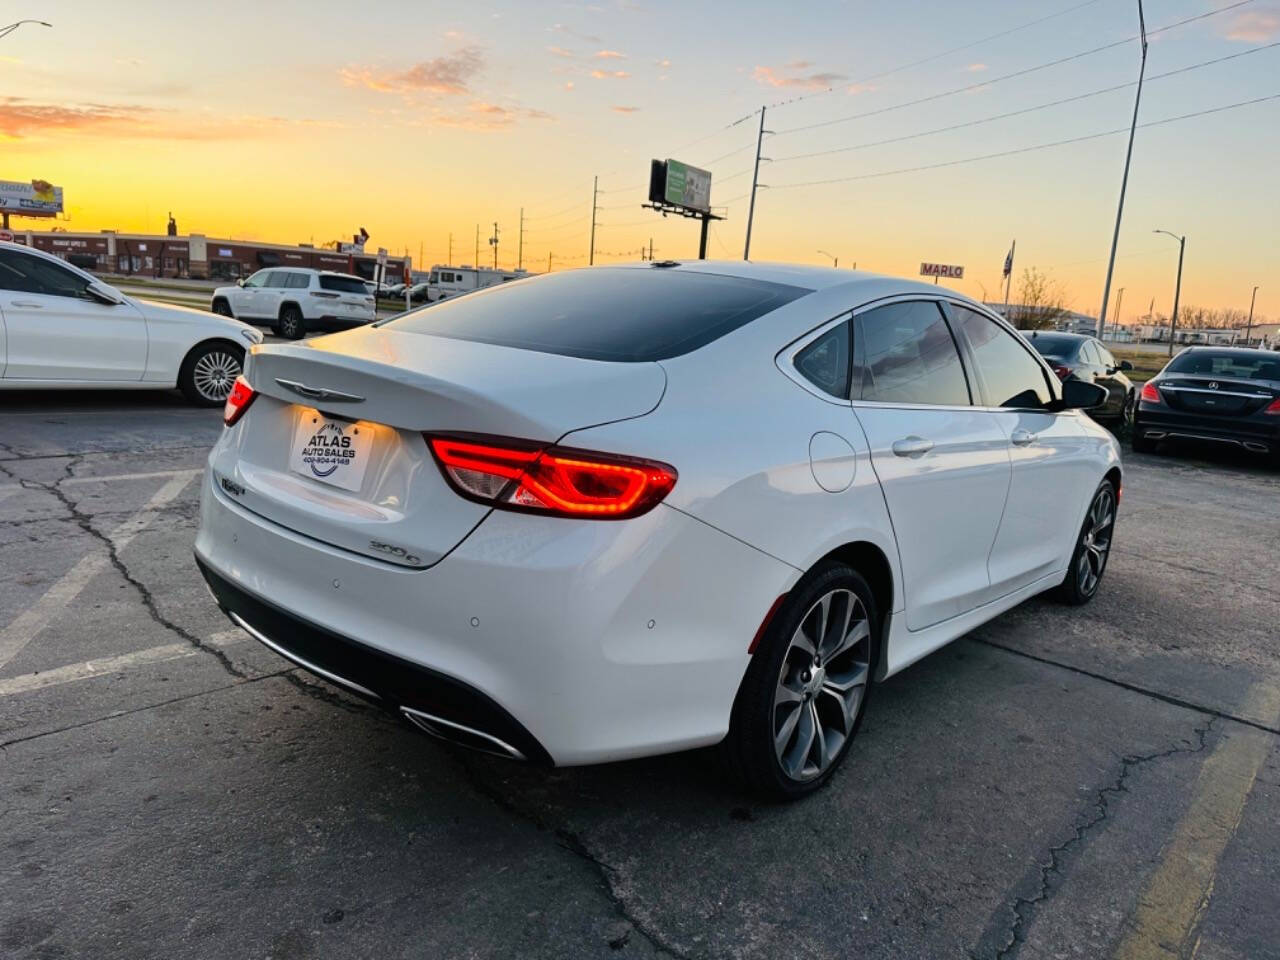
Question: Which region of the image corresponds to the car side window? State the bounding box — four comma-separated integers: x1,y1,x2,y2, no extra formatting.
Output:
794,320,851,399
286,273,310,289
242,271,268,288
854,301,970,406
1080,341,1101,366
949,305,1054,409
0,249,93,300
1097,343,1117,370
262,271,287,287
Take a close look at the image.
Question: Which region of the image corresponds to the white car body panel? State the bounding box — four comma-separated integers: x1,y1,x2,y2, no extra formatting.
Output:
0,241,260,390
194,261,1122,765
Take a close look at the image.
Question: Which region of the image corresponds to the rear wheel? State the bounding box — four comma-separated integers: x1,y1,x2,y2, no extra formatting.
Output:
277,304,305,340
721,562,876,800
1055,479,1116,605
179,341,244,406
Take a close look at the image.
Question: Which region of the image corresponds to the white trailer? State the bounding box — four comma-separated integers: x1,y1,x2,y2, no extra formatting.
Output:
426,265,531,302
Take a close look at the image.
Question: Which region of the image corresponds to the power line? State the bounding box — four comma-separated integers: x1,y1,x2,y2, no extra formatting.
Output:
523,199,587,221
771,42,1280,164
769,92,1280,190
773,0,1258,137
773,0,1107,110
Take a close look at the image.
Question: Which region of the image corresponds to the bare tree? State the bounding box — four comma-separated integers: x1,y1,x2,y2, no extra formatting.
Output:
1007,267,1072,330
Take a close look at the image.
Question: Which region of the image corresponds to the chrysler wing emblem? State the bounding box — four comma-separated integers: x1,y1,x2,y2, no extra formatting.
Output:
275,378,365,403
1208,381,1219,390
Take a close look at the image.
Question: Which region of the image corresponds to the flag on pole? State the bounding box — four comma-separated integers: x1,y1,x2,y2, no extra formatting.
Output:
1002,241,1015,280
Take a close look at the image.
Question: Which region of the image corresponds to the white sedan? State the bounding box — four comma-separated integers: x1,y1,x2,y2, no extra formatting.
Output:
195,261,1118,798
0,241,261,405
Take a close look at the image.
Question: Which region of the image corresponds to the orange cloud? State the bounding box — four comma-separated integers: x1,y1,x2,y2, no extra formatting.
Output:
1223,9,1280,42
593,49,627,59
341,47,483,96
591,69,630,79
965,62,988,72
611,105,640,114
0,97,280,141
753,64,846,90
547,45,575,58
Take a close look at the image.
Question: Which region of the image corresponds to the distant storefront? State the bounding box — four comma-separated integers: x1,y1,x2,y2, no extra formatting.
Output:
16,230,409,282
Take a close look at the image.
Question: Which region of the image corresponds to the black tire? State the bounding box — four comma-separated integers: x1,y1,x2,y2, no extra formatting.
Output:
211,298,233,318
1130,428,1157,454
1055,478,1117,605
278,304,306,340
1121,390,1136,427
720,562,878,801
178,341,244,407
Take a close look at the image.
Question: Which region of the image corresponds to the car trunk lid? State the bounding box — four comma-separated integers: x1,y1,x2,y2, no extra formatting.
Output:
1156,376,1275,417
210,327,666,566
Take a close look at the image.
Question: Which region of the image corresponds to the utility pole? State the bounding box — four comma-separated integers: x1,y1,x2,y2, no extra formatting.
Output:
448,232,453,265
648,238,653,262
518,208,524,271
1154,229,1185,356
488,221,499,269
1097,0,1147,338
589,176,598,266
743,107,769,260
1246,285,1259,344
548,251,552,274
474,224,479,271
1111,287,1125,335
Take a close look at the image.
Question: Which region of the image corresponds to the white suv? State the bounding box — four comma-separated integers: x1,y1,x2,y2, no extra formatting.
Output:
211,268,375,340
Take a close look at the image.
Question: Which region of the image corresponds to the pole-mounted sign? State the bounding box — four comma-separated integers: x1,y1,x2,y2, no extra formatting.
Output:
920,262,964,280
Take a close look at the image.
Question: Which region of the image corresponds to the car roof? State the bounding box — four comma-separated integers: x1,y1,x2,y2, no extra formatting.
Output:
604,259,990,308
1179,345,1276,356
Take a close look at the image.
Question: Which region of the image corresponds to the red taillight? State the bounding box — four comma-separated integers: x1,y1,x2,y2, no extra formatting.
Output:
1052,364,1071,381
427,435,677,519
1265,397,1280,416
1140,381,1161,404
223,375,257,427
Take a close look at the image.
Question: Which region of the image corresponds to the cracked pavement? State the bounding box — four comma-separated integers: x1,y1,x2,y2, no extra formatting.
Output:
1,389,1278,959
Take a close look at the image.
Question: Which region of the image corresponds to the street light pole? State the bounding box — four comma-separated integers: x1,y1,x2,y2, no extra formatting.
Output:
1097,0,1147,340
1154,229,1185,356
0,19,51,40
1245,285,1259,345
817,250,837,268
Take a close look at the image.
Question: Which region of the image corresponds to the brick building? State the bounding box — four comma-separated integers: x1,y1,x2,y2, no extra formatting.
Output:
13,230,410,283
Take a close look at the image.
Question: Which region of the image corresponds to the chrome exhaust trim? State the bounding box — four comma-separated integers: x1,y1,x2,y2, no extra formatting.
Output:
401,706,527,761
228,611,381,701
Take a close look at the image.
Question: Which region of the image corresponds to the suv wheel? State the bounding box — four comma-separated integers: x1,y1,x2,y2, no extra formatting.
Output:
277,304,305,340
721,562,876,800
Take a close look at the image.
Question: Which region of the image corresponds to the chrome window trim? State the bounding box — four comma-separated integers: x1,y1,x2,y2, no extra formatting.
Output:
1157,384,1271,399
775,310,856,406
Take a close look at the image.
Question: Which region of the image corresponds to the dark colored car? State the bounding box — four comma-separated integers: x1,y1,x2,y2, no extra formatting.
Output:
1132,347,1280,463
1025,331,1135,424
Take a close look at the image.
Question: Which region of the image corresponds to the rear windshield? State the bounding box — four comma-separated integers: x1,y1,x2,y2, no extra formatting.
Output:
385,267,811,362
1165,351,1280,381
1026,334,1080,358
319,275,370,294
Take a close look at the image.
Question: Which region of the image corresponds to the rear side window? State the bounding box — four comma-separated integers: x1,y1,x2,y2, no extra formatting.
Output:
794,321,851,398
854,301,970,406
950,305,1053,408
387,268,810,362
319,275,370,294
285,273,310,289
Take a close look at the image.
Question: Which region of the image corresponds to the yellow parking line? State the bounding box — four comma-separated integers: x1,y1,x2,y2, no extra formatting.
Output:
1113,684,1280,960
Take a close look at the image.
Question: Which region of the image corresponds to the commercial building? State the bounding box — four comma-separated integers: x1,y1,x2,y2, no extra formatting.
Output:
11,229,410,284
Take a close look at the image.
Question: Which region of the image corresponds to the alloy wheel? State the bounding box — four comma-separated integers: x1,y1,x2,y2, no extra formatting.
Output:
1077,487,1115,596
773,588,871,782
191,350,241,402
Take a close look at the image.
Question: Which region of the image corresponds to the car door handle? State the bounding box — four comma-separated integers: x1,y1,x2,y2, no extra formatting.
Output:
892,436,934,457
10,300,42,308
1010,429,1038,446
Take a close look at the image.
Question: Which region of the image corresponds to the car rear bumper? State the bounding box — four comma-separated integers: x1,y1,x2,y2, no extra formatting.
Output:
1134,405,1278,452
194,468,798,765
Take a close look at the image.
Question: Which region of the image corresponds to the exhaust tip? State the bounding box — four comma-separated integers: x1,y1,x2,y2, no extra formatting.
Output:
401,706,527,761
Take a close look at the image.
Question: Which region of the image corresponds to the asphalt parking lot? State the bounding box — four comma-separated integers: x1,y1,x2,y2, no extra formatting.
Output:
1,389,1277,960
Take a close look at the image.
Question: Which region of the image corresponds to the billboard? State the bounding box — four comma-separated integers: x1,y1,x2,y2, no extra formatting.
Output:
0,180,63,217
648,159,712,214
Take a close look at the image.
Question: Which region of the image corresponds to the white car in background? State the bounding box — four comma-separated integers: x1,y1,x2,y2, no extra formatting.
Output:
211,268,375,340
196,262,1119,798
0,241,261,405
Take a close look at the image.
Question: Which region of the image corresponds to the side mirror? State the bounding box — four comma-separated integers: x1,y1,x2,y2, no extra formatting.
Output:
1119,359,1134,371
1059,378,1109,410
85,282,125,306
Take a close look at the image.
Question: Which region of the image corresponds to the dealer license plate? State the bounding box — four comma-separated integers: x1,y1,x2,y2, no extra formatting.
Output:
289,413,373,492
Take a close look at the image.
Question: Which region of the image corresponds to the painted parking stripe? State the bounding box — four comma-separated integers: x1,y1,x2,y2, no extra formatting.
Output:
0,471,198,671
1113,684,1280,960
0,629,247,697
0,468,203,501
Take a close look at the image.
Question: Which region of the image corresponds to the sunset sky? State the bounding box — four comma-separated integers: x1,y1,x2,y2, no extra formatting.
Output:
3,0,1278,323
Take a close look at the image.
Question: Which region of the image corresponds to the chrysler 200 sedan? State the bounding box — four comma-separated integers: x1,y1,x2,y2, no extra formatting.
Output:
195,262,1118,799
